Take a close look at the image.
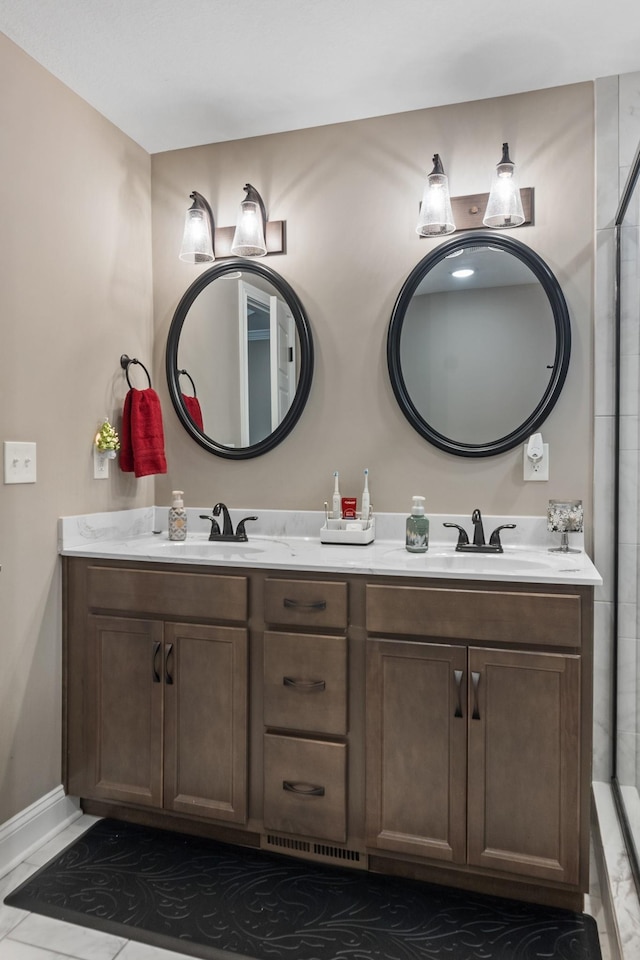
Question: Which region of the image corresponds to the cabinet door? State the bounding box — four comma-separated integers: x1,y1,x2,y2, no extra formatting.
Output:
467,647,581,884
86,615,164,807
163,623,248,823
366,639,467,863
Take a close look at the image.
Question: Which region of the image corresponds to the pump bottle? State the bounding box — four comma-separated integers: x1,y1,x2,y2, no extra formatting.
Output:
406,495,429,553
168,490,187,541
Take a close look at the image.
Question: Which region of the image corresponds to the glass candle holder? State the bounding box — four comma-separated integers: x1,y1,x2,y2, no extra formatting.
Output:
547,499,583,553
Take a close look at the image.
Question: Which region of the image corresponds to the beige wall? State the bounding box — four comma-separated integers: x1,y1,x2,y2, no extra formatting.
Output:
0,34,153,823
152,83,594,523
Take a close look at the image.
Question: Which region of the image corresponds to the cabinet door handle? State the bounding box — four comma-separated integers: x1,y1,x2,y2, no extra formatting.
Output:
283,598,327,611
283,676,326,692
283,780,325,797
471,671,481,720
165,643,174,685
454,669,464,718
152,642,161,683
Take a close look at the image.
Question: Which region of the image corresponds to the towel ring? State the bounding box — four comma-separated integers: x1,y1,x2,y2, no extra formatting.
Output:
120,354,152,389
178,369,197,397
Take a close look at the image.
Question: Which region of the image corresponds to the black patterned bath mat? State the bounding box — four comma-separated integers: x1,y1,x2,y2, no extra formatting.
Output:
5,817,601,960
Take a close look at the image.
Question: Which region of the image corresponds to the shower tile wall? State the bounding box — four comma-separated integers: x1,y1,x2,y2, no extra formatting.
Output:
594,71,640,785
594,70,640,958
618,75,640,798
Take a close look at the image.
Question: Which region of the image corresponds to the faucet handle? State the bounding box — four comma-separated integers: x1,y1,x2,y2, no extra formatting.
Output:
443,522,470,547
488,523,516,548
199,514,221,539
235,516,258,542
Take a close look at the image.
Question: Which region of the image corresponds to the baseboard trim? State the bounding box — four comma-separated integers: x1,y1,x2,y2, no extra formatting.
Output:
0,787,81,879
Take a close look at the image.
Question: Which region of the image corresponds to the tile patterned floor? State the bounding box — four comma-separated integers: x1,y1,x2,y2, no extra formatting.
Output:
0,815,611,960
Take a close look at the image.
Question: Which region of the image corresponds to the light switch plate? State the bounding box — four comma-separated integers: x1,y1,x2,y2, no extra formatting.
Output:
4,441,37,484
523,442,549,481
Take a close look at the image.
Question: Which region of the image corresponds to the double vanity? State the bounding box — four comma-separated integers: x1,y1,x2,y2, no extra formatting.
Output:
61,507,600,912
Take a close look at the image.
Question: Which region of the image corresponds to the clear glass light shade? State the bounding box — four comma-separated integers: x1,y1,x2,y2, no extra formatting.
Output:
231,200,267,257
416,156,455,237
179,207,214,263
483,144,525,229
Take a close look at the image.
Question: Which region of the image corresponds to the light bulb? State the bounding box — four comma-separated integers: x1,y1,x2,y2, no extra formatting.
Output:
483,143,525,229
231,185,267,257
416,154,455,237
179,192,214,263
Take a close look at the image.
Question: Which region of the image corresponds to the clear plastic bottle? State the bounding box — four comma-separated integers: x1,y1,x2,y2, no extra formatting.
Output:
168,490,187,541
406,495,429,553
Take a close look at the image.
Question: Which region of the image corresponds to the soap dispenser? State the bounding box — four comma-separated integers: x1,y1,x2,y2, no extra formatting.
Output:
168,490,187,541
406,496,429,553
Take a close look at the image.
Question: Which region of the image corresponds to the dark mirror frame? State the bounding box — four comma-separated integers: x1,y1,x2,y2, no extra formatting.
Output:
166,260,314,459
387,231,571,457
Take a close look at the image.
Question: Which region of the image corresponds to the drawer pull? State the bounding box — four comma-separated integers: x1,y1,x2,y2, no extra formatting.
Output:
165,643,174,685
471,671,481,720
454,669,464,718
283,676,326,692
283,780,325,797
152,642,161,683
283,598,327,611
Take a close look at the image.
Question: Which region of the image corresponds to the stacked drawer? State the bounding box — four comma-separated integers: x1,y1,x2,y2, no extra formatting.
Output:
262,577,348,842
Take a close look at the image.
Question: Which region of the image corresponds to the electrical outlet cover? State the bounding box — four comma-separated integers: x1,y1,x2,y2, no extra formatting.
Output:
93,448,110,479
523,442,549,481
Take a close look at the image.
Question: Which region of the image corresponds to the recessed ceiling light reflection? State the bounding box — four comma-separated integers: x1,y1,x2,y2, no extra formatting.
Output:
451,268,474,279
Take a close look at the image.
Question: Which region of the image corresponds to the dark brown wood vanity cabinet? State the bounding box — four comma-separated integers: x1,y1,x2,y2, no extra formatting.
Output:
63,558,593,910
364,582,591,905
63,560,249,825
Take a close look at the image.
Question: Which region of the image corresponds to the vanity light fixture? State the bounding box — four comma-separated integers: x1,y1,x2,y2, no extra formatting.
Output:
416,154,456,237
451,268,474,278
483,142,525,229
179,191,215,263
178,186,286,262
417,147,533,237
231,183,268,257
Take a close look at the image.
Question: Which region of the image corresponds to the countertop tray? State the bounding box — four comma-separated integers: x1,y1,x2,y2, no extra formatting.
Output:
320,517,375,545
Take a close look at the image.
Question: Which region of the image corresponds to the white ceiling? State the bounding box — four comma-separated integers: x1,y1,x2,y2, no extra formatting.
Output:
2,0,640,155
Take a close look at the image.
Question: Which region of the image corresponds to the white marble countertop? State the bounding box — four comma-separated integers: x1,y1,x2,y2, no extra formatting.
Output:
58,508,602,586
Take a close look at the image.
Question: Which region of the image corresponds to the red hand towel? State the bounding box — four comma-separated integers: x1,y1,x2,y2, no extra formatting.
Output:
182,394,204,431
131,388,167,477
119,388,167,478
119,389,134,473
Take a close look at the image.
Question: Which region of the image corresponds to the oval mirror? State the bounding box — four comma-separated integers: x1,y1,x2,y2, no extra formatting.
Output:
166,261,314,459
387,232,571,457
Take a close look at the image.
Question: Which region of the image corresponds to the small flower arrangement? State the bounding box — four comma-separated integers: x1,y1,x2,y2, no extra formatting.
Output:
95,419,120,456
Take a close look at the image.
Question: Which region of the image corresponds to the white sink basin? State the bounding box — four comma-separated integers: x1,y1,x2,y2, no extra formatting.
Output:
148,541,266,557
145,534,293,560
381,547,583,576
429,553,581,574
